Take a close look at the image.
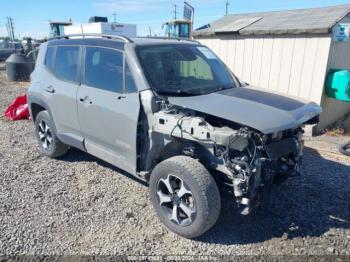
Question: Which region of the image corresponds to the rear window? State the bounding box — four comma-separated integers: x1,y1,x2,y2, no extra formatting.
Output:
44,47,55,72
54,46,80,82
84,47,124,93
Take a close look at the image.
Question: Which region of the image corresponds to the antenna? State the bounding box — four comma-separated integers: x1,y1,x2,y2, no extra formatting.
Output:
225,0,230,16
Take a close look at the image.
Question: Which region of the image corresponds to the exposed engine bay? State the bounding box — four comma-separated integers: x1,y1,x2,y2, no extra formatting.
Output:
141,93,305,215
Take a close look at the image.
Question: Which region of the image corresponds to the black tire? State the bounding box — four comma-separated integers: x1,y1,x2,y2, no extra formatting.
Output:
34,110,68,158
149,156,221,238
339,141,350,156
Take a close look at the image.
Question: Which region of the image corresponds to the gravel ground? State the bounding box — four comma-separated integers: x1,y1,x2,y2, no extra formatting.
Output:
0,69,349,257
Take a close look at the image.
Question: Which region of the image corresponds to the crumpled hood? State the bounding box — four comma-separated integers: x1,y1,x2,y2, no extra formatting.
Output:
167,87,321,134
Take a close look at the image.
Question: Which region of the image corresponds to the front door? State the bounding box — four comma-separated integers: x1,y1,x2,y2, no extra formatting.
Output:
77,46,140,174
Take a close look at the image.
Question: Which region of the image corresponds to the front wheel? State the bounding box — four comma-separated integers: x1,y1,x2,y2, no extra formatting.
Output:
149,156,221,238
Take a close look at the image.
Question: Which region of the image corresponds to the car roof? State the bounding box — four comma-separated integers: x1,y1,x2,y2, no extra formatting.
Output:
47,38,125,50
131,37,199,46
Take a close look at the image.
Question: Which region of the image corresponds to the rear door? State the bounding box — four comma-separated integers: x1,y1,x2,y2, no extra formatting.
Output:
42,45,82,139
77,46,140,174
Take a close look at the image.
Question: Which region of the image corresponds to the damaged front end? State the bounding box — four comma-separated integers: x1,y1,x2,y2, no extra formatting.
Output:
150,104,304,215
217,127,303,215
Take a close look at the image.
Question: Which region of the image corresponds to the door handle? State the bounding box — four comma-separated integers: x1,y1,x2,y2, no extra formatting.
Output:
44,86,55,93
79,96,93,104
117,96,126,100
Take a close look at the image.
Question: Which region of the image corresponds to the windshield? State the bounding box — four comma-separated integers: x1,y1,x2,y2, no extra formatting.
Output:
136,44,238,96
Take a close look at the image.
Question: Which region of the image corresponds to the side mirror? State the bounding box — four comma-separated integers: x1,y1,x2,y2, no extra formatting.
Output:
240,80,249,87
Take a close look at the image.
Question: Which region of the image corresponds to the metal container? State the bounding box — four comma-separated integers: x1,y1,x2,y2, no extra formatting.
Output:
326,69,350,101
6,53,35,81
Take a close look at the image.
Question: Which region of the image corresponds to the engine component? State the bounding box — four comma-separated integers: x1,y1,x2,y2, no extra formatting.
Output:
152,108,304,216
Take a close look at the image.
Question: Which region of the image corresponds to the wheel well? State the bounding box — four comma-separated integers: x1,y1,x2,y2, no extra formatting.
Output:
31,103,46,122
159,140,185,162
159,140,212,169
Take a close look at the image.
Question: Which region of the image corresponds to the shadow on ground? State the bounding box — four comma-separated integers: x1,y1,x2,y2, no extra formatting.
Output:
199,147,350,244
59,147,350,245
59,148,148,186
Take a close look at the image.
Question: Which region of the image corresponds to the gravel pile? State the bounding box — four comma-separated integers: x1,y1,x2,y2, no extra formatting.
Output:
0,70,349,256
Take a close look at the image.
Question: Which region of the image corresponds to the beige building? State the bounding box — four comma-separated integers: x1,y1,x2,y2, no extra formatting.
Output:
193,4,350,132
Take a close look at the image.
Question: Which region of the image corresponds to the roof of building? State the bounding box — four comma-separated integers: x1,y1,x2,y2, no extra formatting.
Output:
193,4,350,37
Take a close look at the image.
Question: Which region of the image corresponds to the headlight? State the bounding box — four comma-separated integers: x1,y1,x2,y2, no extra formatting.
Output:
261,134,268,143
271,131,283,140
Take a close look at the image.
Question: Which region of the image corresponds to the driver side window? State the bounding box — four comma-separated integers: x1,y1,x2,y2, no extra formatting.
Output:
84,47,124,93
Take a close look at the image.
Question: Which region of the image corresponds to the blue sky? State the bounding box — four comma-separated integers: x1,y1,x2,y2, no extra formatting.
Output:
1,0,350,39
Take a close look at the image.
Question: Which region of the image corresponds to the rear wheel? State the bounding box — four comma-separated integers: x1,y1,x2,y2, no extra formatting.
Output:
34,111,68,158
149,156,221,238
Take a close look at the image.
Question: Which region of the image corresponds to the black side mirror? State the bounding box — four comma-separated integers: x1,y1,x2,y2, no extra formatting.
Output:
240,80,249,87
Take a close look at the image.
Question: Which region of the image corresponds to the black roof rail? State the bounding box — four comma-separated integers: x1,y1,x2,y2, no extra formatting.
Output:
48,33,134,43
137,36,200,44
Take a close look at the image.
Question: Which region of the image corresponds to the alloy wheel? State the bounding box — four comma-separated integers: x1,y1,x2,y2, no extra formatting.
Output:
157,174,196,226
38,120,53,151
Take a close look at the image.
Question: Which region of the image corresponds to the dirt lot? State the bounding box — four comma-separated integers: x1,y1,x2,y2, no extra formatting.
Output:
0,68,349,257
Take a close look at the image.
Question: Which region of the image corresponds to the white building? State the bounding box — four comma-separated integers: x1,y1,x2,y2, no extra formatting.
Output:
193,4,350,132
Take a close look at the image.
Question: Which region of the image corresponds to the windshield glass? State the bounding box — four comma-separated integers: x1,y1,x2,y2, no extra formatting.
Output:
136,44,238,96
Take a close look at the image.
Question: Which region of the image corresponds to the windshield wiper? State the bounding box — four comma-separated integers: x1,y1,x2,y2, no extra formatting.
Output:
204,84,236,95
219,84,236,91
157,90,198,96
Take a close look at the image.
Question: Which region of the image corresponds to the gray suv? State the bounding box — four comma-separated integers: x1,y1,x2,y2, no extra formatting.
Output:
28,34,321,238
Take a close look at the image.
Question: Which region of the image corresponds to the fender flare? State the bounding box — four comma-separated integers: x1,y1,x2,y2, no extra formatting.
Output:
27,95,58,135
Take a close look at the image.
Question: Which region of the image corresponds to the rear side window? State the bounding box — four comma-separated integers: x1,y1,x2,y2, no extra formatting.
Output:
84,47,124,93
54,46,80,82
45,47,55,72
125,62,137,93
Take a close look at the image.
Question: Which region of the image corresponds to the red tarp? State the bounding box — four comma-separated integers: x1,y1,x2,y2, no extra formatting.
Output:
4,95,30,121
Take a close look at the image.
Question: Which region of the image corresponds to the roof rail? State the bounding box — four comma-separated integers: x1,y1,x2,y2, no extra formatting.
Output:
137,36,200,44
48,33,134,43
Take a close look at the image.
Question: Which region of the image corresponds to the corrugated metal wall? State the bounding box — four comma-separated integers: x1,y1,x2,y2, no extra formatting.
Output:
198,34,332,104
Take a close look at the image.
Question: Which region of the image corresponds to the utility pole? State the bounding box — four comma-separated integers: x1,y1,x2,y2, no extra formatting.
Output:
5,19,11,40
6,17,15,41
225,0,230,16
112,12,117,23
173,4,178,20
10,17,15,40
